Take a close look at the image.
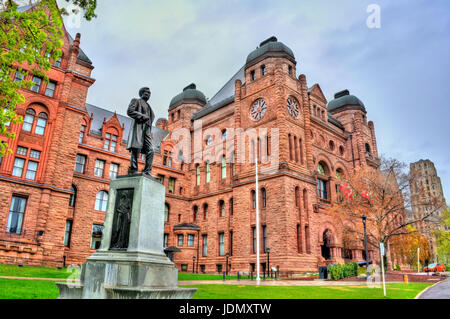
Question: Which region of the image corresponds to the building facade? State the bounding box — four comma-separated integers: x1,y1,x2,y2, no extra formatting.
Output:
409,159,447,261
0,25,381,272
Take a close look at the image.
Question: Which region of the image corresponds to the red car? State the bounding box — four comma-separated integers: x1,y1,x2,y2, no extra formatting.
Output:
423,263,446,272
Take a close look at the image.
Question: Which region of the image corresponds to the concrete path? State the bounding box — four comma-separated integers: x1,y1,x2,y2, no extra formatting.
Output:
177,279,397,286
417,278,450,299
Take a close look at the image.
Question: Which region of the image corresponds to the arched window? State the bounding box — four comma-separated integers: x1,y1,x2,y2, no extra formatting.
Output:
193,205,198,222
365,143,371,154
261,187,267,208
95,191,108,211
219,200,225,217
69,185,77,207
229,197,233,215
222,129,227,141
203,203,208,220
303,189,308,211
317,161,330,200
35,112,48,135
251,190,256,209
22,109,35,132
295,187,300,207
164,203,170,222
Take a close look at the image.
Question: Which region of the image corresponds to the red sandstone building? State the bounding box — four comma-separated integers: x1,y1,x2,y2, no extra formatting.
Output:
0,23,381,273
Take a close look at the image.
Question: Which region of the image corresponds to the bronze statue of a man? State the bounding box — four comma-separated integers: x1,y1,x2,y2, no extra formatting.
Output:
126,87,155,176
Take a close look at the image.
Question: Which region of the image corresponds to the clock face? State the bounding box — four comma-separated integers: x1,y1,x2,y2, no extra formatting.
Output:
287,97,300,119
250,99,267,121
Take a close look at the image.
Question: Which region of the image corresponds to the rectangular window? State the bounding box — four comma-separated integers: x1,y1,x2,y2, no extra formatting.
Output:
196,165,200,186
252,227,256,254
90,224,104,249
219,233,225,256
188,234,194,247
178,234,184,246
155,175,164,186
7,196,27,234
44,81,56,97
206,162,210,183
14,71,24,82
221,156,227,179
229,231,233,256
168,177,176,193
12,158,25,177
17,146,28,156
31,76,42,93
317,179,328,199
54,56,62,68
94,160,105,177
75,154,86,173
263,225,267,252
25,161,38,180
202,235,207,257
64,220,73,247
110,163,119,179
30,150,41,159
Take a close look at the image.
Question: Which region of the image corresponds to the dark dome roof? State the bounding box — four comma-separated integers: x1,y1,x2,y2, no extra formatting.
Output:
327,90,366,113
246,36,296,67
169,83,207,110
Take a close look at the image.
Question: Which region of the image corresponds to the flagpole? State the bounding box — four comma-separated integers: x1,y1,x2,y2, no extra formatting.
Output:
255,139,261,285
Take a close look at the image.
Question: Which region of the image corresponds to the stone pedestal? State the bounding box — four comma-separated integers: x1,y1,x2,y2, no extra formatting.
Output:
57,175,196,299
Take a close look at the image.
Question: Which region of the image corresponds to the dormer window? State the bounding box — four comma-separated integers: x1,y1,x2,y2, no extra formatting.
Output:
261,65,266,76
104,133,118,152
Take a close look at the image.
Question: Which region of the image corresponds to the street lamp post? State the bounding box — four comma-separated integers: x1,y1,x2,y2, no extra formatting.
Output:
266,248,270,278
362,215,370,279
225,253,229,276
192,256,196,274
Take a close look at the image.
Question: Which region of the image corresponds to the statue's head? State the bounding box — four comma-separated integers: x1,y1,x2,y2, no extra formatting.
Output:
139,87,151,101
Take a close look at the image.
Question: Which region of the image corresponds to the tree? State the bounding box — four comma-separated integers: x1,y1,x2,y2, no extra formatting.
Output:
330,157,446,268
434,207,450,264
0,0,96,156
390,225,432,269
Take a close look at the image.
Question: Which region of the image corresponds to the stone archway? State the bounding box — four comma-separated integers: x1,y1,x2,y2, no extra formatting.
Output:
321,229,333,260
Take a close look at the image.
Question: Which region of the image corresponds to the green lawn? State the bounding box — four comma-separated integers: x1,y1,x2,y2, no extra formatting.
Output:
0,264,74,279
184,283,432,299
0,264,253,281
0,278,60,299
0,278,430,299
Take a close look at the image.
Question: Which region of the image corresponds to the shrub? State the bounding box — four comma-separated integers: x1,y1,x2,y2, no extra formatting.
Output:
328,262,358,280
394,265,401,271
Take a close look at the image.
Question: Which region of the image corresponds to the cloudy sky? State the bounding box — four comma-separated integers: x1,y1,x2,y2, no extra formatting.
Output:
61,0,450,201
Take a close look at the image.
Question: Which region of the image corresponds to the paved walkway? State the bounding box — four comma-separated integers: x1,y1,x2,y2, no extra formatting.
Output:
417,278,450,299
1,276,388,286
177,279,397,286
